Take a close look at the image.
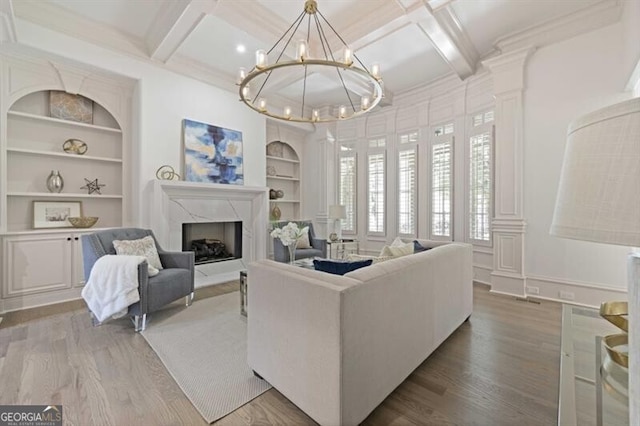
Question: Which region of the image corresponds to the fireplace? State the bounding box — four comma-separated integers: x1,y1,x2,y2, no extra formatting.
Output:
182,221,242,265
151,180,268,287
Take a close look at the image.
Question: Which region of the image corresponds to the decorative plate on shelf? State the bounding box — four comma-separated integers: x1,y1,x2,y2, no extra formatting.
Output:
266,165,277,176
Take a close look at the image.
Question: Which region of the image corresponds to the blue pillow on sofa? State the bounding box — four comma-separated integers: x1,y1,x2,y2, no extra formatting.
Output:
313,259,373,275
413,240,432,253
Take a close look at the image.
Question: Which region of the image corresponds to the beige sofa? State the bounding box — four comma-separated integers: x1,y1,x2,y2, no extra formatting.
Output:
247,240,473,426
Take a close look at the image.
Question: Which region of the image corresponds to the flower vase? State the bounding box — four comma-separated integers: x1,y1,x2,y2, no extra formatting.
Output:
288,245,296,264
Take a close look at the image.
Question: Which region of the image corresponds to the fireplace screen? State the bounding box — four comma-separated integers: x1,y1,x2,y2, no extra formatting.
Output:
182,221,242,265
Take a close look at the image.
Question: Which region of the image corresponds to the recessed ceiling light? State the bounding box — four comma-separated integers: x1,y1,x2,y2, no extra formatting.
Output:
236,44,246,53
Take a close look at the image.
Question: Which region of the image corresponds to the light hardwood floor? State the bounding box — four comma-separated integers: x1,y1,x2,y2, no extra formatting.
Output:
0,283,561,425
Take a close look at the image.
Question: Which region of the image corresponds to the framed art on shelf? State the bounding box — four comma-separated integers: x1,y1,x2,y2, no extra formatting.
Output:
33,201,82,229
182,119,244,185
49,91,93,123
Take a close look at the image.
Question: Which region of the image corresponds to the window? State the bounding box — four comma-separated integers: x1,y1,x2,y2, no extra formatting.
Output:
431,141,452,238
338,147,357,233
398,148,417,235
367,151,385,234
369,138,386,148
469,116,493,242
434,122,454,136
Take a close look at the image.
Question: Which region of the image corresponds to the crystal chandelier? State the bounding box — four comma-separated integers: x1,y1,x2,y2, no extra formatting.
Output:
237,0,383,123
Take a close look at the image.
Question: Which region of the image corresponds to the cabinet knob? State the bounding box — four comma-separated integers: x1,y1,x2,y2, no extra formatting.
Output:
74,237,79,241
67,237,72,241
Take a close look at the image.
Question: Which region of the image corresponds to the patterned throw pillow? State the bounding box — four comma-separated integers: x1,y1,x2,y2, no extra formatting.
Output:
296,227,312,249
112,236,164,275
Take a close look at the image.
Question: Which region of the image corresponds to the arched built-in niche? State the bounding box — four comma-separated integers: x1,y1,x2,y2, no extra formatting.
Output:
266,140,300,221
4,90,124,231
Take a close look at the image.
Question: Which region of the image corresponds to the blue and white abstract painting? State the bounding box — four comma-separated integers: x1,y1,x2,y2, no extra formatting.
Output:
183,119,244,185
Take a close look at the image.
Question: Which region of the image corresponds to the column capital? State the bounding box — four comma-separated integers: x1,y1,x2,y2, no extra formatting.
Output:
482,46,536,94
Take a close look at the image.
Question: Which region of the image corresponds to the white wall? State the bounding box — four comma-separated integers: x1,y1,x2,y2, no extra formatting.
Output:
524,22,633,294
13,19,266,227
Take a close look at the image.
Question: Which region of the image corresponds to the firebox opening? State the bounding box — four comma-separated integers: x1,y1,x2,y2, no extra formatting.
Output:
182,221,242,265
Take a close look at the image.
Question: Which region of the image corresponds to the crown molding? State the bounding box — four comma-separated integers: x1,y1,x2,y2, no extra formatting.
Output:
494,0,623,53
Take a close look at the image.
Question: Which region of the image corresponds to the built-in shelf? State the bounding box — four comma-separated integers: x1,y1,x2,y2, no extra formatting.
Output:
269,199,300,203
266,155,299,164
267,176,299,181
7,148,123,163
8,111,122,134
8,192,123,199
1,227,114,236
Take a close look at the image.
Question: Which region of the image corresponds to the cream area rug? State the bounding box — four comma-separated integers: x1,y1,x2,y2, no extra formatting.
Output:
142,291,271,423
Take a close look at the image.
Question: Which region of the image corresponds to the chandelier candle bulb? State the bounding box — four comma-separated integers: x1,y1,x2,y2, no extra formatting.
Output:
339,105,347,119
312,109,320,122
371,62,381,80
296,40,309,61
343,47,353,65
237,67,246,85
361,96,370,111
241,86,251,100
255,49,267,69
284,106,292,119
258,98,267,111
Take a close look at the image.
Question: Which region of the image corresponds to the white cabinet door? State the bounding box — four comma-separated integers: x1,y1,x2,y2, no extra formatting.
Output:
2,234,73,298
72,234,85,287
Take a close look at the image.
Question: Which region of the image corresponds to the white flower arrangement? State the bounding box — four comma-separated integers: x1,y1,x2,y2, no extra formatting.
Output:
270,222,309,247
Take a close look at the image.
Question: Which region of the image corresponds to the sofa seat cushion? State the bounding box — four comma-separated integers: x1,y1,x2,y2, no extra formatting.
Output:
146,268,192,311
313,258,372,275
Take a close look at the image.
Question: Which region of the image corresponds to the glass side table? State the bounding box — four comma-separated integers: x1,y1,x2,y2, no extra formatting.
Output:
326,239,359,259
558,305,629,426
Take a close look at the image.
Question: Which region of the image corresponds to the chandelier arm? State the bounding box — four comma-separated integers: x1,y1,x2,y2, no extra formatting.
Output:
314,11,338,62
273,12,306,65
336,66,357,112
267,10,305,55
351,52,372,74
313,13,330,60
316,9,351,50
253,69,272,103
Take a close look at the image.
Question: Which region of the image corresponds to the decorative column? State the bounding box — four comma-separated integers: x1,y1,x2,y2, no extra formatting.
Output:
482,47,535,297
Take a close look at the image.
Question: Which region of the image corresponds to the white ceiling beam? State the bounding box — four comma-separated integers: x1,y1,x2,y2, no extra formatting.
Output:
1,0,18,42
413,3,479,80
146,0,218,63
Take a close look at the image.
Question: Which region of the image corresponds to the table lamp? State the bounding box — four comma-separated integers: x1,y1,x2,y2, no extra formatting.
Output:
329,205,347,240
550,97,639,424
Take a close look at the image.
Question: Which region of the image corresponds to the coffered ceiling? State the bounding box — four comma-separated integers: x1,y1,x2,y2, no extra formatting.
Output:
8,0,614,110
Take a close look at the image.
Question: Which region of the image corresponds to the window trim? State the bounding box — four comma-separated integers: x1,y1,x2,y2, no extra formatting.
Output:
338,149,357,235
366,146,386,237
429,135,454,241
396,138,418,237
467,113,494,247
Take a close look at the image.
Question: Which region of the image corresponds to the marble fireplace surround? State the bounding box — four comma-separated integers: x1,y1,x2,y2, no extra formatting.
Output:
151,180,269,287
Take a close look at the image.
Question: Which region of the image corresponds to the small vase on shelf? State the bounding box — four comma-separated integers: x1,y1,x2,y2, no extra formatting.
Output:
46,170,64,193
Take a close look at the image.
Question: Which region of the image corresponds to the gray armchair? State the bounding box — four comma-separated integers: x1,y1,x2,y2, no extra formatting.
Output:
272,220,326,262
81,228,194,332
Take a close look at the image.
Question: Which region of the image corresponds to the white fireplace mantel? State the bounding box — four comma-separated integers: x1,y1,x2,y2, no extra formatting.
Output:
151,180,269,286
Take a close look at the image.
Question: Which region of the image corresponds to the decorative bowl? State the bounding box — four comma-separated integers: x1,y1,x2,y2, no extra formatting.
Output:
68,216,99,228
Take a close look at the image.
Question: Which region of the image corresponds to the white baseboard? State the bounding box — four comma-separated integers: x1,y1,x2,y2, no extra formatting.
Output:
1,287,83,314
525,274,627,308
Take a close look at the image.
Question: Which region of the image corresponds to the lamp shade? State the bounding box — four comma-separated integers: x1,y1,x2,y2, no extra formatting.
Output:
550,97,640,246
329,205,347,220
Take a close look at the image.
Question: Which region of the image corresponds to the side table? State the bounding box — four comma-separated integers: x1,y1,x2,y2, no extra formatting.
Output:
327,239,359,259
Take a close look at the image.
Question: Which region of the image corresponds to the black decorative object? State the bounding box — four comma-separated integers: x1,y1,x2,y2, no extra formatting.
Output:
81,178,105,195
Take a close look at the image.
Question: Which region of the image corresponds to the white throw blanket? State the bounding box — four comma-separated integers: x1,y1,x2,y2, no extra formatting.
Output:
81,254,146,323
